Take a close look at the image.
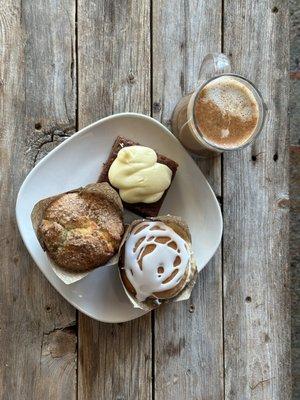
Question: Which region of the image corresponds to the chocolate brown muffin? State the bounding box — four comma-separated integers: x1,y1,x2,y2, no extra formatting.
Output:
37,183,124,272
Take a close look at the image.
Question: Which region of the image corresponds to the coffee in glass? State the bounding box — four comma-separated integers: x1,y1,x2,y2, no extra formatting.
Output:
172,53,266,157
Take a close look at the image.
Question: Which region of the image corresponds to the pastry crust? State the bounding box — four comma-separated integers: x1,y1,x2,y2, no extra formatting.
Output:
37,184,124,272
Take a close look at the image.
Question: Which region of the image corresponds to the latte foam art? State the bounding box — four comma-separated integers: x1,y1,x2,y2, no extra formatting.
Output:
195,76,260,149
124,221,190,301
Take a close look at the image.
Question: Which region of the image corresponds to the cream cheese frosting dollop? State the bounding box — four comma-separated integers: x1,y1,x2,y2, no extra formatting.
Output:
108,146,172,204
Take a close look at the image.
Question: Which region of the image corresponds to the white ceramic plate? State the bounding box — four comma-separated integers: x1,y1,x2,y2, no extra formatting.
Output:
16,113,222,323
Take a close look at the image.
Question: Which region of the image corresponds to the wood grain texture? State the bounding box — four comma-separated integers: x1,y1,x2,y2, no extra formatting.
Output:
223,1,290,399
290,1,300,396
77,0,151,126
152,1,224,399
290,147,300,400
290,0,300,147
0,1,77,399
77,1,152,399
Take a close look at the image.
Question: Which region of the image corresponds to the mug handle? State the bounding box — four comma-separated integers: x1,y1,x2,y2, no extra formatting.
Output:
197,53,231,87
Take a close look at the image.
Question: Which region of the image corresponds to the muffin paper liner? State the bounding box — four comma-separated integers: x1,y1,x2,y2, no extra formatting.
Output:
31,183,123,284
118,215,198,311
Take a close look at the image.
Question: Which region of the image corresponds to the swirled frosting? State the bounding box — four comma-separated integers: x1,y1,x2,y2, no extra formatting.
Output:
124,221,190,301
108,146,172,204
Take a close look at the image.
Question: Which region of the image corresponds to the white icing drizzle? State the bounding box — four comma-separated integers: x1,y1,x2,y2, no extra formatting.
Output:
124,221,190,301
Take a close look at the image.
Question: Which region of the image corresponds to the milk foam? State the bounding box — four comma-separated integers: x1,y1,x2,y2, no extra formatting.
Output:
201,76,259,121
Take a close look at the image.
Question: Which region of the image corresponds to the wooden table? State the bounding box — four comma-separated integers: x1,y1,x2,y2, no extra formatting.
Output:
0,1,290,399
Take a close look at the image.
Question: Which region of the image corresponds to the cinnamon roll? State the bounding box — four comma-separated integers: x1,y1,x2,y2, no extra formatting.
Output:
119,216,196,307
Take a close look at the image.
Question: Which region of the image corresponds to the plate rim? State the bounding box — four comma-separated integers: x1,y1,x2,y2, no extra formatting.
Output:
15,112,223,323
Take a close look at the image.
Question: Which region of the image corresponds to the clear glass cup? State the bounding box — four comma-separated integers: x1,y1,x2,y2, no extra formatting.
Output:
172,53,267,157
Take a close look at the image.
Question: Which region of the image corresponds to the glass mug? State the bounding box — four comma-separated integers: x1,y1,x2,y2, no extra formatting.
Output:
172,53,266,157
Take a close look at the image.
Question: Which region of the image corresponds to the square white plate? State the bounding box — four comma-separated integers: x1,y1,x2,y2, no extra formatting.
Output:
16,113,222,323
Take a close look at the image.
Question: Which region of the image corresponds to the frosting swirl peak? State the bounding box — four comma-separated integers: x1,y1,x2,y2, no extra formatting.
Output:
108,146,172,204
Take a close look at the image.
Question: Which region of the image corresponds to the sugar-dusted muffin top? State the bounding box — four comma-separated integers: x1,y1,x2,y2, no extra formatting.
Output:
38,185,124,272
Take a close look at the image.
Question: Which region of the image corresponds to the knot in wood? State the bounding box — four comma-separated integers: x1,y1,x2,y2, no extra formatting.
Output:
153,102,161,113
277,197,289,209
127,72,136,84
189,304,195,313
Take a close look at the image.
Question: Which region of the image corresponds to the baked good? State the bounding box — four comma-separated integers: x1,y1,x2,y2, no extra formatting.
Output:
118,215,196,307
36,183,124,272
98,136,178,217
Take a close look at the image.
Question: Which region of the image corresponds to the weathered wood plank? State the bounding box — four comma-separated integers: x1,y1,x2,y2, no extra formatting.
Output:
290,2,300,397
290,2,300,396
290,146,300,400
290,0,300,147
223,1,290,399
0,1,77,399
77,1,152,399
290,1,300,398
152,1,224,398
